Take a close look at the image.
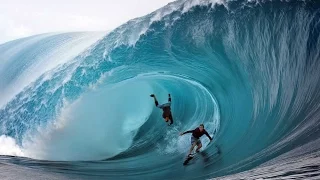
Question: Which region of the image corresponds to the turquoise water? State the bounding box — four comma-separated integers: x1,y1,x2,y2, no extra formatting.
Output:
1,0,320,179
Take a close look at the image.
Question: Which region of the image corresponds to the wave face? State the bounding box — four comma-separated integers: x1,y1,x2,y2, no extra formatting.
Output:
1,0,320,179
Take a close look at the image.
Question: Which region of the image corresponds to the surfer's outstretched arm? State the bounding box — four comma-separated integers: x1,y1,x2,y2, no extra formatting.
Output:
180,130,193,136
150,94,159,106
204,130,213,141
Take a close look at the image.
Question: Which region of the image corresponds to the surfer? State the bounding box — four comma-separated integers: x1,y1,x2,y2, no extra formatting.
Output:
180,124,212,156
150,93,173,126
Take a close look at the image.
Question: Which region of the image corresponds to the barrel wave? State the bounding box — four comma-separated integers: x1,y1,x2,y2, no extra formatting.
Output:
1,0,320,179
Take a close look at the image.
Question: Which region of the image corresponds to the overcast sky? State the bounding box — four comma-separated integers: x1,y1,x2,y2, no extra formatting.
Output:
0,0,175,44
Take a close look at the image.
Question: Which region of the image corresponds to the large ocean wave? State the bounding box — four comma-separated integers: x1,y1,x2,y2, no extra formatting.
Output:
1,0,320,179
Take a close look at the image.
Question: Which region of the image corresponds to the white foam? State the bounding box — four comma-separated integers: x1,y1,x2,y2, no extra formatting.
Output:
111,0,226,47
0,135,24,157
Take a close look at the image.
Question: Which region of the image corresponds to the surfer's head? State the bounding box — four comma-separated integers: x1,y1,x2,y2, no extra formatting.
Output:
199,124,204,131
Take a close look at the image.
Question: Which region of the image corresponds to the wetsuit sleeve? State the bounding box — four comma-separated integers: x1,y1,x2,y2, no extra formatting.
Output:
155,100,159,107
204,130,213,140
182,130,193,135
168,94,171,102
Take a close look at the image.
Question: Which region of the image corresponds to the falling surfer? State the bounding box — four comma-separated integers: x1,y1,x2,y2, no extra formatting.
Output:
150,93,173,126
180,124,213,165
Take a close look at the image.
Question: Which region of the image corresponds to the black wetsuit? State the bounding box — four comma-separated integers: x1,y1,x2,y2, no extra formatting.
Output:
182,128,212,140
154,96,173,124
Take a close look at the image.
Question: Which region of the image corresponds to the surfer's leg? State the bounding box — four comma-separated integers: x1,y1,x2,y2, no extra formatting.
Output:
189,137,197,155
196,142,202,153
189,143,197,155
150,94,159,106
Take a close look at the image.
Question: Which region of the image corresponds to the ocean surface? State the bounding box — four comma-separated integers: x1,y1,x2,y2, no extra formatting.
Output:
1,0,320,179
